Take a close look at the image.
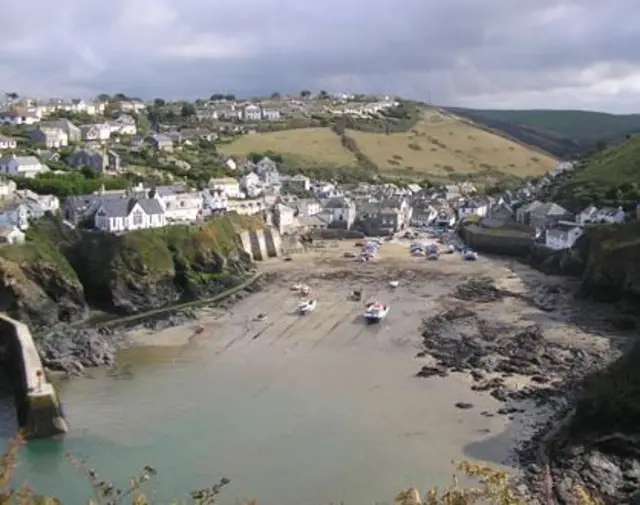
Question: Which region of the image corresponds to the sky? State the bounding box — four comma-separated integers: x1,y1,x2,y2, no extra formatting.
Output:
2,0,640,113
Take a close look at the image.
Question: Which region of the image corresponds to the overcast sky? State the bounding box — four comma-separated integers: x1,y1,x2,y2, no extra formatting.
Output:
2,0,639,112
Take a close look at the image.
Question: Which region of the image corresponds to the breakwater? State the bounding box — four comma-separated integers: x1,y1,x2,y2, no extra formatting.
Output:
0,314,68,439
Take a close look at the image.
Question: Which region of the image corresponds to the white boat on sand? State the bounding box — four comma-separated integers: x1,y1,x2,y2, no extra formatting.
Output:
299,299,317,315
363,302,389,323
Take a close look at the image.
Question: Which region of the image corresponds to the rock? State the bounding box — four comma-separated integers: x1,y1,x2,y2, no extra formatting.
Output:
455,402,474,409
416,365,448,378
36,328,128,375
418,307,607,406
453,276,504,303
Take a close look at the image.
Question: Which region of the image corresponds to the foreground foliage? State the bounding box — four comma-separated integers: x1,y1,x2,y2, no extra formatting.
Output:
0,436,598,505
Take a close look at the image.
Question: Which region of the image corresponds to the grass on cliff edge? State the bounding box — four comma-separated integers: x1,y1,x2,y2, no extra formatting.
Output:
112,214,265,273
0,217,79,281
0,436,597,505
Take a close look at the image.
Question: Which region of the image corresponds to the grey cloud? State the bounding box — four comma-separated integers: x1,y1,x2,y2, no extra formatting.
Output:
1,0,640,111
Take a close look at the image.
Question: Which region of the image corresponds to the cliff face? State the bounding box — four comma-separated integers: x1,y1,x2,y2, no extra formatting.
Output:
577,222,640,302
0,215,262,328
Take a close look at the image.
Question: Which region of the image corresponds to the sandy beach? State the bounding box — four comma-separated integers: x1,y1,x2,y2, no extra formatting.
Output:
122,239,613,471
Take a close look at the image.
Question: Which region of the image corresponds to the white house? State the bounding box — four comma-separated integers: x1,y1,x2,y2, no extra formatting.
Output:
108,114,137,136
80,123,112,141
243,104,262,121
209,177,243,199
296,198,321,217
201,189,228,215
0,135,17,150
255,156,278,174
0,110,39,126
577,205,625,225
227,198,266,216
240,172,261,197
545,223,583,250
280,175,311,193
94,198,166,233
321,197,357,228
224,158,237,171
0,154,49,178
0,202,29,230
0,225,25,245
457,198,489,219
150,187,202,223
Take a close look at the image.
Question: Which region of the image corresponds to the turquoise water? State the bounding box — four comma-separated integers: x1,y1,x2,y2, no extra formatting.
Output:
0,341,515,505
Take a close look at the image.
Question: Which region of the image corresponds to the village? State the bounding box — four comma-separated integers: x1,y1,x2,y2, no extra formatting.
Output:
0,93,633,252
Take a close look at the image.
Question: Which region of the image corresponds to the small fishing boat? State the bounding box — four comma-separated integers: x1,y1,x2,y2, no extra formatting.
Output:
463,250,478,261
363,302,389,323
254,313,267,322
299,299,317,315
389,280,399,288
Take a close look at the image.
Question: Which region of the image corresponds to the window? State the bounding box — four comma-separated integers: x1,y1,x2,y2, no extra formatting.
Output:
132,210,143,226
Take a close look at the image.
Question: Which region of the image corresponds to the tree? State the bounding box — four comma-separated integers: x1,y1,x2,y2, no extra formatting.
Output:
181,103,196,118
210,93,225,101
224,94,235,101
153,98,166,107
300,90,311,99
135,113,151,135
318,90,329,99
114,93,129,101
96,93,111,102
270,92,281,99
5,92,18,101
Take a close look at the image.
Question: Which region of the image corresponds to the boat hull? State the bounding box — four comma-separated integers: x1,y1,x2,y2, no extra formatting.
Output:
299,300,317,315
363,307,389,323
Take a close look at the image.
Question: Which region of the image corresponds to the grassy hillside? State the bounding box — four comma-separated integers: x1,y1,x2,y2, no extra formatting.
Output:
545,135,640,211
348,109,556,180
446,107,640,159
220,127,359,168
220,108,557,185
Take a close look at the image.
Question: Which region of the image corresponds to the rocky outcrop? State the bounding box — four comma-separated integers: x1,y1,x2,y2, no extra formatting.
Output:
578,222,640,302
0,215,263,327
0,255,87,329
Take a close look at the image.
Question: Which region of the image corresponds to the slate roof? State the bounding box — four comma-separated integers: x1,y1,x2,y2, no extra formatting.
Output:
98,197,164,217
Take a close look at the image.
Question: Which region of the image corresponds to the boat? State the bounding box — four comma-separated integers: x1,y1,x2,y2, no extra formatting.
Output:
254,313,267,322
300,285,311,296
389,280,399,288
463,250,478,261
363,302,390,323
299,299,317,315
291,283,303,291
